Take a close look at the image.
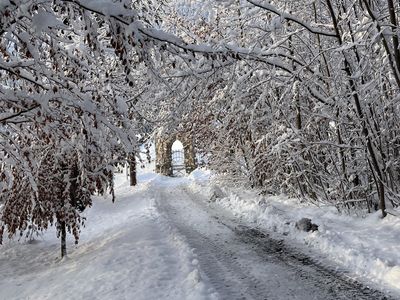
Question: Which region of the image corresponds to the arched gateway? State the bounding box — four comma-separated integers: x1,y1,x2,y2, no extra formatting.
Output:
155,133,197,176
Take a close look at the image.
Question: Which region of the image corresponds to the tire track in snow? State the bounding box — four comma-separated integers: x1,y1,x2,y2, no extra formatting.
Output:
232,225,389,300
156,192,274,300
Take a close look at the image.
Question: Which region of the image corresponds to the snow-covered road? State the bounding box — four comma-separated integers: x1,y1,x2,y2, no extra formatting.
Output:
0,172,395,299
153,177,390,300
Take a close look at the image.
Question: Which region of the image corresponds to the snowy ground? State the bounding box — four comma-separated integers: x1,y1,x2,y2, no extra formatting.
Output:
0,173,217,300
0,168,399,299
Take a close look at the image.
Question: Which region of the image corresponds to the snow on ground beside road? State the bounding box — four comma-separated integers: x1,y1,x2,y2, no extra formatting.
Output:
0,172,217,300
186,169,400,297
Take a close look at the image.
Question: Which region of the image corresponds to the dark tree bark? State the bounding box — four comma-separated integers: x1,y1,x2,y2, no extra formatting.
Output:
387,0,400,76
129,154,137,186
60,220,67,258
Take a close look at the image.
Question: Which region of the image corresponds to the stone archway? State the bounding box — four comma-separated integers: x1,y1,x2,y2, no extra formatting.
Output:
155,132,197,176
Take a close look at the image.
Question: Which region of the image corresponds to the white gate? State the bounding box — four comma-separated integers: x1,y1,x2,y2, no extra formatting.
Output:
171,149,185,176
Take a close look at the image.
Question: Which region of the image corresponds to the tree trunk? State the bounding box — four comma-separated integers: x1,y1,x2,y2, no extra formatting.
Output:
387,0,400,76
60,220,67,258
379,181,387,217
129,154,137,186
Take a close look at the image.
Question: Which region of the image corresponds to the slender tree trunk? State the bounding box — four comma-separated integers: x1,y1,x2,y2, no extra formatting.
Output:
237,0,244,46
287,13,302,131
129,154,137,186
60,220,67,258
387,0,400,75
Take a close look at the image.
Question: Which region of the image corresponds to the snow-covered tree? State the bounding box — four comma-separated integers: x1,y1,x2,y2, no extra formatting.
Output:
173,0,400,216
0,0,166,256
